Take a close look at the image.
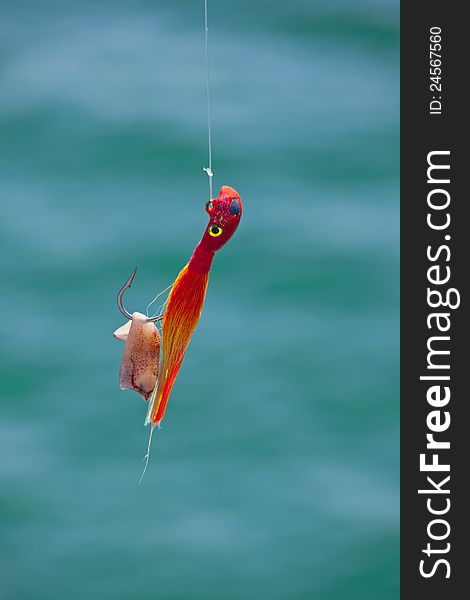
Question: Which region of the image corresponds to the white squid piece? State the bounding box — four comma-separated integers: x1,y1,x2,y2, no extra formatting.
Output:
114,312,160,400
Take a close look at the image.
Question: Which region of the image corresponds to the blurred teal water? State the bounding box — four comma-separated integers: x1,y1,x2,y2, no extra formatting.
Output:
0,1,399,598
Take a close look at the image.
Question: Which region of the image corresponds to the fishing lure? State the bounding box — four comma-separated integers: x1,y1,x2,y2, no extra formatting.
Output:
116,184,242,429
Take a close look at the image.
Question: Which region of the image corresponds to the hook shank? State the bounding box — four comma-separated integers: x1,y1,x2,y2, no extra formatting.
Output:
117,268,164,323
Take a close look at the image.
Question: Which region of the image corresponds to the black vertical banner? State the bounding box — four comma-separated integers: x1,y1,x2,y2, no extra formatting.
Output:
401,3,467,598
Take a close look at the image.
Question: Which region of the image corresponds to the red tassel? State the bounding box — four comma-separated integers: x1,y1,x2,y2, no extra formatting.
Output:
147,263,209,425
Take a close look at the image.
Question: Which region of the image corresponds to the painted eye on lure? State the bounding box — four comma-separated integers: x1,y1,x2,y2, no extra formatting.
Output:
208,224,223,237
205,201,213,213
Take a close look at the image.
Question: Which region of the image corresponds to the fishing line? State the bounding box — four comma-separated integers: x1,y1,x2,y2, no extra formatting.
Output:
146,3,212,322
139,1,216,481
202,0,214,199
146,282,173,319
139,423,158,485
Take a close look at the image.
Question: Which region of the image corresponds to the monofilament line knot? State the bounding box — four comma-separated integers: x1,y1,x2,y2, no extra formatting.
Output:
203,167,213,199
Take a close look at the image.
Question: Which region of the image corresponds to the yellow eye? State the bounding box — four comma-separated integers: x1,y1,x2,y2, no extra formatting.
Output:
208,224,223,237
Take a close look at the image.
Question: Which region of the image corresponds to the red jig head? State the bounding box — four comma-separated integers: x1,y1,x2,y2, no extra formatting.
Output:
189,185,242,273
203,185,242,251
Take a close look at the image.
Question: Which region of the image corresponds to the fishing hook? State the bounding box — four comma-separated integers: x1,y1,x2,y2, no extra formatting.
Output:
117,268,164,323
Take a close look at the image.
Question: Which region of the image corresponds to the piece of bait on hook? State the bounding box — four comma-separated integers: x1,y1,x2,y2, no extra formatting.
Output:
146,185,242,427
114,312,161,400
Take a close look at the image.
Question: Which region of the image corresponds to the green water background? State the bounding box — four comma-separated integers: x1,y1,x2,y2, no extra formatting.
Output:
0,1,399,598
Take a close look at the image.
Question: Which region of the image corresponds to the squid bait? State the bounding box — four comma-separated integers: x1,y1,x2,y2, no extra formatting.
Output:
114,309,161,400
116,185,242,429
